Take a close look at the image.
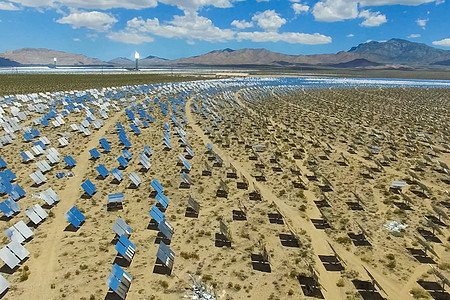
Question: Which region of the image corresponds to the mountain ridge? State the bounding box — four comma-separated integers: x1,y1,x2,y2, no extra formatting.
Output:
1,39,449,69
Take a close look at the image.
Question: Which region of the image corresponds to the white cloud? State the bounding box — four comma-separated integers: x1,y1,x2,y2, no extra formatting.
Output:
0,1,20,10
312,0,359,22
9,0,245,10
252,10,286,32
109,11,235,44
73,37,80,41
292,3,309,14
57,11,117,31
237,31,331,44
358,9,387,27
256,0,270,2
408,33,421,38
359,0,438,5
416,17,428,29
231,19,253,29
159,0,234,11
347,33,354,37
432,38,450,46
107,31,154,44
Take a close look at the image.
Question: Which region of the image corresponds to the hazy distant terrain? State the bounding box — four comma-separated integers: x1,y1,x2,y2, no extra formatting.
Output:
1,39,450,70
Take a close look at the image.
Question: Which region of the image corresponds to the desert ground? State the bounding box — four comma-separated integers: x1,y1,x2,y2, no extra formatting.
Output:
0,78,449,300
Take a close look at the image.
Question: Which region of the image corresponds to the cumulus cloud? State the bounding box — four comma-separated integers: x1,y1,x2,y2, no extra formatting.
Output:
0,1,20,10
359,0,438,5
347,33,354,37
432,38,450,46
358,9,387,27
408,33,421,38
231,19,253,29
292,3,309,14
416,17,428,29
57,10,117,31
312,0,358,22
9,0,158,9
237,31,332,44
107,11,235,44
252,10,286,32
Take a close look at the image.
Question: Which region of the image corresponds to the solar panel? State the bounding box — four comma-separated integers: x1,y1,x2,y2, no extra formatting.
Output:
99,138,111,152
58,137,69,147
150,205,165,224
156,241,175,270
129,172,141,187
151,179,163,193
158,219,174,240
96,164,109,178
108,193,124,204
40,187,59,206
112,218,132,237
122,149,132,160
29,171,47,185
25,204,48,224
65,206,85,228
181,172,192,185
111,168,124,181
0,246,20,269
186,147,194,157
89,148,100,159
106,263,131,299
188,195,200,213
0,275,9,295
0,157,7,169
143,146,152,156
63,156,76,167
0,202,14,218
115,234,136,262
36,160,51,173
81,180,96,196
130,124,141,135
5,220,33,244
117,156,128,168
155,193,169,209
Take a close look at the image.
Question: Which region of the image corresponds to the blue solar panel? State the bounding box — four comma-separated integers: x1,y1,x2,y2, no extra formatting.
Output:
89,148,100,159
117,156,128,168
156,193,169,209
151,179,163,193
111,168,124,181
130,124,141,135
0,202,14,217
23,133,34,141
64,156,77,167
183,160,191,171
118,234,136,250
5,198,20,212
158,220,173,240
99,138,111,152
142,121,148,128
150,205,165,224
65,206,85,228
122,149,132,160
115,241,128,256
31,129,40,137
96,165,109,178
81,180,96,196
108,193,124,203
164,123,170,131
143,146,152,156
9,184,25,200
20,152,30,161
1,169,16,182
34,141,46,150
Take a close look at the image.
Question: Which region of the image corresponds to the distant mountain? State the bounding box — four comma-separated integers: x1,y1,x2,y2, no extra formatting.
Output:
0,48,107,66
330,58,382,68
348,39,450,65
1,39,449,69
0,57,21,67
108,57,133,65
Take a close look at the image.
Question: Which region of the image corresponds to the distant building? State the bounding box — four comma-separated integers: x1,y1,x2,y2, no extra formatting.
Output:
215,73,249,78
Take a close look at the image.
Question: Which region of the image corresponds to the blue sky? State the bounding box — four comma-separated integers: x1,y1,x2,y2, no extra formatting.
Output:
0,0,449,60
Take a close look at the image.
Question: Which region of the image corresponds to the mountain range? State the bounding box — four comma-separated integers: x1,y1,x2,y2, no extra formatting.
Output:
1,39,449,69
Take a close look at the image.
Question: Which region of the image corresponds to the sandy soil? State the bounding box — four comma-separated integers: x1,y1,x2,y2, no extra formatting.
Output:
0,84,448,300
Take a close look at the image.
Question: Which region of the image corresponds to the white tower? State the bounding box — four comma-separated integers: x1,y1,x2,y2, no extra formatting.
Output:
135,51,139,71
